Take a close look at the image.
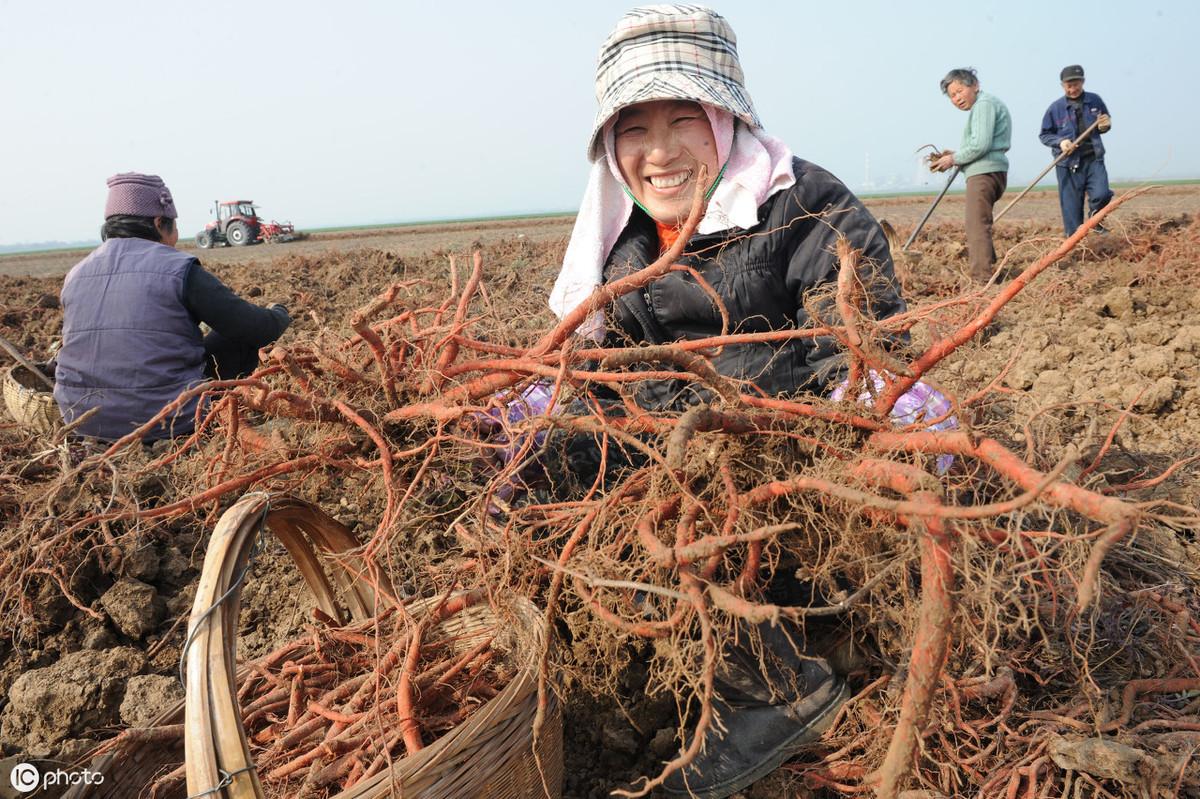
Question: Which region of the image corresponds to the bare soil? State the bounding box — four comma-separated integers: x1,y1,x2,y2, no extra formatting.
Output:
0,215,577,279
1,184,1198,798
3,184,1195,280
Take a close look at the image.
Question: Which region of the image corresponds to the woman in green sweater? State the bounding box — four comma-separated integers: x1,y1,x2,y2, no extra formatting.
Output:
932,67,1012,282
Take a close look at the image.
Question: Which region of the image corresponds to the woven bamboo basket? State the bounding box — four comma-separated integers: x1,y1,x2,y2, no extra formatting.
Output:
64,494,562,799
2,363,60,434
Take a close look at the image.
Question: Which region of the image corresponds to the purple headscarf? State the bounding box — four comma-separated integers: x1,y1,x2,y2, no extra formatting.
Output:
104,173,177,219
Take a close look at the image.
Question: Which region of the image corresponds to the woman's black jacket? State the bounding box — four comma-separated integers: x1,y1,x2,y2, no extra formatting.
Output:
602,157,907,410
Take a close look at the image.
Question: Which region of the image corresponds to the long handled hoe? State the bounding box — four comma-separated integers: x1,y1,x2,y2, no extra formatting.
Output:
902,166,961,251
993,118,1102,223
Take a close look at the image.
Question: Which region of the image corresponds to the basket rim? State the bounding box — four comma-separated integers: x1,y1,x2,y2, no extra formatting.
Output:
5,361,55,390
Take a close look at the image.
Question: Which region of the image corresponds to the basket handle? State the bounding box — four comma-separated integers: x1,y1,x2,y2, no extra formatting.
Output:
0,332,54,390
184,492,395,799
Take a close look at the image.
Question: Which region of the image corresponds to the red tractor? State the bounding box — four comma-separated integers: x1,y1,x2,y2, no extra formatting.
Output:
195,200,296,248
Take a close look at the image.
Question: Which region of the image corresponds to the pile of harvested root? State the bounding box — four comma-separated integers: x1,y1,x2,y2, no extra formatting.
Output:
241,595,511,796
103,589,514,798
3,186,1199,799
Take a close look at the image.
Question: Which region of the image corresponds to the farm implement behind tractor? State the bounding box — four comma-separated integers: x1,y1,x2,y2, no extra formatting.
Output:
195,200,297,248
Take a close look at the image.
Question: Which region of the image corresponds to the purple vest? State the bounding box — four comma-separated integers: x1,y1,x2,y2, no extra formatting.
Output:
55,238,207,441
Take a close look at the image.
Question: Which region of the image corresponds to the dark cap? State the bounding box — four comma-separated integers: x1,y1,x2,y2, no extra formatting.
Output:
1060,64,1085,82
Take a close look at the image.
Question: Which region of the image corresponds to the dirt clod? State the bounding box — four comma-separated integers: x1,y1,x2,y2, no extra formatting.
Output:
649,725,677,758
100,578,164,640
119,674,183,728
600,713,641,755
1102,285,1134,318
119,543,160,582
1128,376,1177,412
0,647,143,757
79,618,116,651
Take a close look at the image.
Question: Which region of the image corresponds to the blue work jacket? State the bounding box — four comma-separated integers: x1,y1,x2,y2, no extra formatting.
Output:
1039,91,1110,168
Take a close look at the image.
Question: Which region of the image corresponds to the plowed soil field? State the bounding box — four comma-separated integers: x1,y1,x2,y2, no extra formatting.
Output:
1,183,1198,798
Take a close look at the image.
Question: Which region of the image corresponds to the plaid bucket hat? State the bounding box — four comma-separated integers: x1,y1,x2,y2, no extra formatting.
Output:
588,4,761,161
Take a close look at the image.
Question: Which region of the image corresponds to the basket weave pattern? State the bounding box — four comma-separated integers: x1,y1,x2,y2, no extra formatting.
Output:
3,364,60,434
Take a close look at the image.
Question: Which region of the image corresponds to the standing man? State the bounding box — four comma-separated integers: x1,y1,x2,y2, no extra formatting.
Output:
1039,64,1113,236
932,68,1012,282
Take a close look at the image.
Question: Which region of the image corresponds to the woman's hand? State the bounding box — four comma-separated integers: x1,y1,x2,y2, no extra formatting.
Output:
932,152,956,172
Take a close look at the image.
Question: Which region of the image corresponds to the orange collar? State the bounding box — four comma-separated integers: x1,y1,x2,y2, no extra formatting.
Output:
655,220,683,255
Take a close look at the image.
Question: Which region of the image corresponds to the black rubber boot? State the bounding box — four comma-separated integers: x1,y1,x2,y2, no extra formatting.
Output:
661,622,849,799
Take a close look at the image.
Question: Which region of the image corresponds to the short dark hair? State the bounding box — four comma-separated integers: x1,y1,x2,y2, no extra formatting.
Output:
100,214,175,243
940,68,978,94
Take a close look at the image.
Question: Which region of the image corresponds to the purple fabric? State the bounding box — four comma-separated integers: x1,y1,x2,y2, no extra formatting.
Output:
104,172,177,219
481,381,558,465
55,238,205,440
474,381,560,511
831,370,958,473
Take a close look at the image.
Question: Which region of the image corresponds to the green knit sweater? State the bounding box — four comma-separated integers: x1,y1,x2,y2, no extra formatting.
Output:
954,90,1011,177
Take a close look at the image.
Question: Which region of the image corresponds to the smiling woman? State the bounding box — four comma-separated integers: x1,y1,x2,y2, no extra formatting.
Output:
545,5,909,798
612,100,721,225
550,4,906,407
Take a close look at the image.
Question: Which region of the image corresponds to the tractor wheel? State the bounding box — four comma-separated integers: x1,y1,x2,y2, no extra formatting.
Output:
227,221,250,247
196,231,212,249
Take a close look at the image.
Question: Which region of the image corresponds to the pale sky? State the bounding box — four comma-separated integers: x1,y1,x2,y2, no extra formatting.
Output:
1,0,1195,246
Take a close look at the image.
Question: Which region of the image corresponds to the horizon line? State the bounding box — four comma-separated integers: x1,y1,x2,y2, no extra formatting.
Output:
3,177,1197,256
